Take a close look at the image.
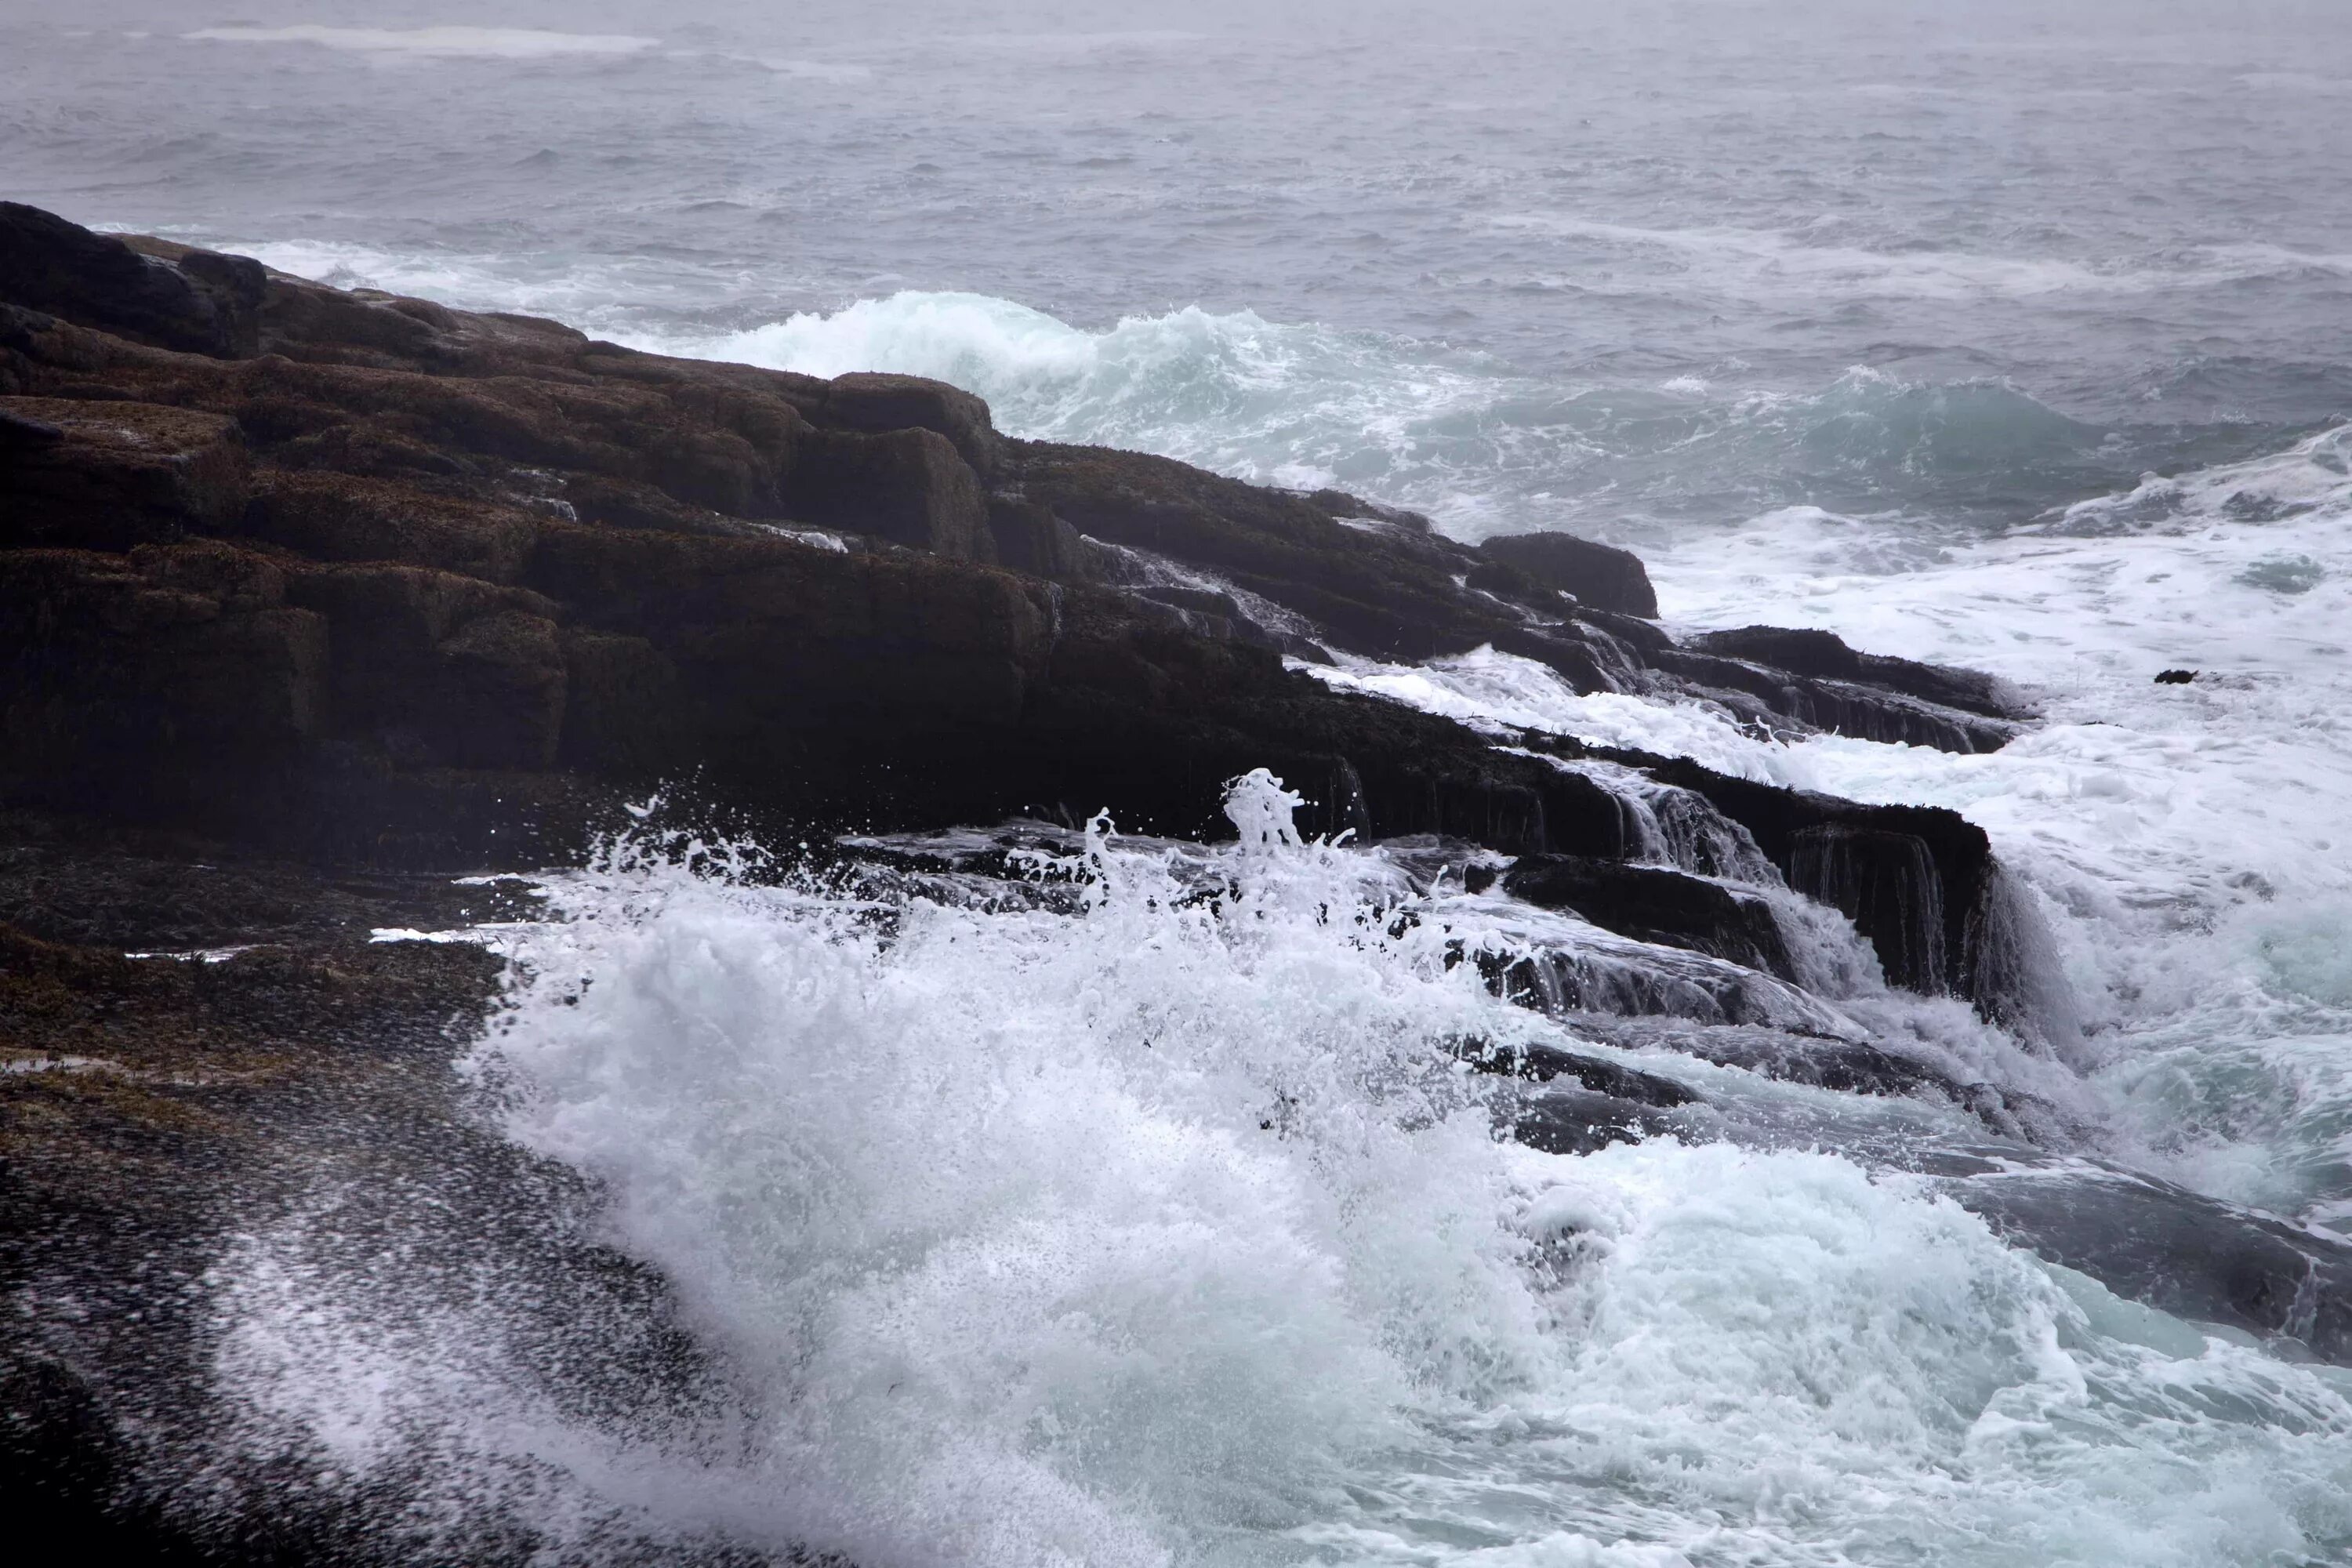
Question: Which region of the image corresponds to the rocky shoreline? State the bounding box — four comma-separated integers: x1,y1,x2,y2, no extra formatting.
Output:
9,201,2342,1561
0,200,2032,969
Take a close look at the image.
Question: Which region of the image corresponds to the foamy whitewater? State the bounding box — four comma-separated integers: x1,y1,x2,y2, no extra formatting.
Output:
14,0,2352,1561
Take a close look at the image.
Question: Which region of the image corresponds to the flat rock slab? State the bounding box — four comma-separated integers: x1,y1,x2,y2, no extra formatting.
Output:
3,397,248,550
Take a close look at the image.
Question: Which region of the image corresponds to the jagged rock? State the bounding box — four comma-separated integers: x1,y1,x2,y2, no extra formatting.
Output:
1503,853,1795,978
1474,529,1660,618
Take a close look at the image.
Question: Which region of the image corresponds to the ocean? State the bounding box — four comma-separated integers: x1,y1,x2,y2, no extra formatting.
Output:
10,2,2352,1563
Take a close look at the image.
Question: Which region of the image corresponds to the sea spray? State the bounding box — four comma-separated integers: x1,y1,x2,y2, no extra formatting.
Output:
470,776,1568,1566
414,779,2352,1563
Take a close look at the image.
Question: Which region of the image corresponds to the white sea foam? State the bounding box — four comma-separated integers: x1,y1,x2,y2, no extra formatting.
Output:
239,778,2345,1566
1297,646,1788,781
651,290,1508,496
1279,419,2352,1225
180,27,660,60
466,783,1550,1565
1488,216,2352,303
1646,433,2352,1218
201,237,764,343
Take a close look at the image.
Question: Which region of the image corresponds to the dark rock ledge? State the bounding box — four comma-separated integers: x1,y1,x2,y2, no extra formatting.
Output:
1,201,2065,1559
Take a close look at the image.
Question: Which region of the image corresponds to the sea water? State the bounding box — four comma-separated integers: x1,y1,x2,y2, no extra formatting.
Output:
11,2,2352,1562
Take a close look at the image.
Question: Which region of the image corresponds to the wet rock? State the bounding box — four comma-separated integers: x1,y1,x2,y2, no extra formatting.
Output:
0,405,65,447
1598,753,2002,1003
0,547,326,818
1691,625,2032,720
0,200,2027,866
432,610,570,770
1015,441,1511,660
1300,488,1434,532
556,630,689,775
1473,530,1660,618
1483,936,1849,1034
1653,643,2020,753
1508,1086,1692,1156
2155,668,2197,684
1504,853,1795,978
1566,1015,1944,1096
1936,1166,2352,1363
1448,1033,1698,1105
1786,825,1955,996
0,865,745,1563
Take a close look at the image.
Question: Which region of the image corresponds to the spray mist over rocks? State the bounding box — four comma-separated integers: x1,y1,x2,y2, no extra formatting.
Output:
429,775,2352,1568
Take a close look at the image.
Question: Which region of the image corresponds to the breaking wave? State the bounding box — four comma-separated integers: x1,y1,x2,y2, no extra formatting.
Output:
666,292,2143,535
203,775,2352,1566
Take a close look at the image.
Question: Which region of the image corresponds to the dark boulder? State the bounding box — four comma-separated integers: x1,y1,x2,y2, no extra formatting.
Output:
1474,530,1660,618
823,370,1002,479
1504,853,1795,978
0,204,263,358
1934,1165,2352,1363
